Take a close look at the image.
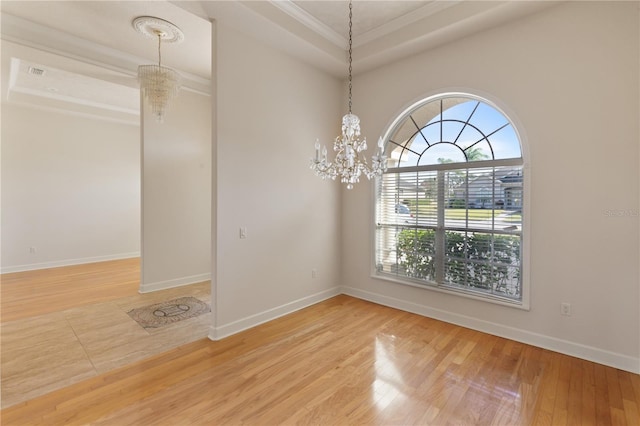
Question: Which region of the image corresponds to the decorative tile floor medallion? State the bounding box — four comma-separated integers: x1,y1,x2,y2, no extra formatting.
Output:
127,297,210,328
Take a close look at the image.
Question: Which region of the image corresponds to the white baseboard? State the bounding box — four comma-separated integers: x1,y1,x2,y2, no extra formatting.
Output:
139,273,211,293
1,252,140,274
208,286,341,341
341,285,640,374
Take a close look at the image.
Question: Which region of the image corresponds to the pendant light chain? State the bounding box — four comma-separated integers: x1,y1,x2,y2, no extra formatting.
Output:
157,33,162,67
348,0,353,114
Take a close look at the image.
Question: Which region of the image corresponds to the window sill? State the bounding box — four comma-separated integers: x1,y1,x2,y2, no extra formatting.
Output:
371,271,530,311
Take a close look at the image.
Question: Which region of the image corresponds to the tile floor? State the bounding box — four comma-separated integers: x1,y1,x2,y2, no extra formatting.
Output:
1,282,211,408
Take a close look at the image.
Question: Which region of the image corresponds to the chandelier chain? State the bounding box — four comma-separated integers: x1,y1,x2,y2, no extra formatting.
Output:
157,34,162,67
348,0,353,114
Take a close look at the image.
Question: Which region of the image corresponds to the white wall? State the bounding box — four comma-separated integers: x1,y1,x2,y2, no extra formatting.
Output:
211,23,343,338
141,89,211,292
1,103,140,272
342,1,640,372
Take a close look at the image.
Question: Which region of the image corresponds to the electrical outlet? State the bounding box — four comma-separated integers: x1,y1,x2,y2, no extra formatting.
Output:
29,247,36,254
560,302,571,316
311,269,318,279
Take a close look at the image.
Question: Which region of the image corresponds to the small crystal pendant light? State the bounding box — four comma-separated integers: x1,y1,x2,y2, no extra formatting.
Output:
133,16,184,123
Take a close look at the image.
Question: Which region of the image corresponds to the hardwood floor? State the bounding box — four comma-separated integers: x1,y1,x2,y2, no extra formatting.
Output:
0,259,211,408
2,294,639,425
1,257,140,322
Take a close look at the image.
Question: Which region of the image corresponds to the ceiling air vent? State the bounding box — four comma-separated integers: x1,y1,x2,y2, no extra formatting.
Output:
28,66,46,76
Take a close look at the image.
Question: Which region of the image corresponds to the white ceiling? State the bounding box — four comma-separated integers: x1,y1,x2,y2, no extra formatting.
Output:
0,0,558,120
288,1,437,42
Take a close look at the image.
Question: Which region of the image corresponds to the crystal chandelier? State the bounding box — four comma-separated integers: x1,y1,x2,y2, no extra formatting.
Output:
133,16,184,123
310,0,387,189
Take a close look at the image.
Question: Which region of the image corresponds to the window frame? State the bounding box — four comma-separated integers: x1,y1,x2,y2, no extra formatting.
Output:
371,92,530,310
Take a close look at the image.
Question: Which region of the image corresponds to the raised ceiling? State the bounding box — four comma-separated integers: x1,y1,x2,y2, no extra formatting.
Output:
287,1,438,43
202,1,557,75
0,1,558,119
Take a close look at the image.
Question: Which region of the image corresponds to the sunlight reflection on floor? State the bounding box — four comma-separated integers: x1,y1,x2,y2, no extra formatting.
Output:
373,335,407,410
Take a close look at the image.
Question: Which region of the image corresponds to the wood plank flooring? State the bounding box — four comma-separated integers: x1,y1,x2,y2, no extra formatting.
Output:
1,257,140,322
2,293,639,425
0,259,211,408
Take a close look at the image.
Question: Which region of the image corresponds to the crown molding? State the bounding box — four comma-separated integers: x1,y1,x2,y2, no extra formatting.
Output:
353,0,560,74
354,1,461,48
268,1,461,50
201,1,345,77
1,14,211,95
269,0,346,48
7,93,140,126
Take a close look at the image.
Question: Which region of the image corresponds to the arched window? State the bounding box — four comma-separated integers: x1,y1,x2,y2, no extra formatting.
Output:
375,93,526,305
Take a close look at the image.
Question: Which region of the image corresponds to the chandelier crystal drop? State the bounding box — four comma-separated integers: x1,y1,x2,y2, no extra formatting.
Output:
133,16,183,123
310,0,387,189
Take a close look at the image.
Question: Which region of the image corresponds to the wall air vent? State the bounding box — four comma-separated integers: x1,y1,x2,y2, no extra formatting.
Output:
28,66,46,76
